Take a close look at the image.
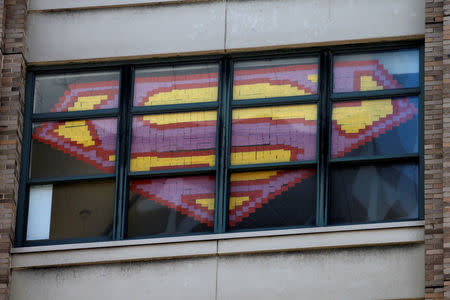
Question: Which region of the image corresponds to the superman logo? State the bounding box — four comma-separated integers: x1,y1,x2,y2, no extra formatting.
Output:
32,60,418,229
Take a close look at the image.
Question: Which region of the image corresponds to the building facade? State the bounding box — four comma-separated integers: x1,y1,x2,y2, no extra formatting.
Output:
0,0,444,299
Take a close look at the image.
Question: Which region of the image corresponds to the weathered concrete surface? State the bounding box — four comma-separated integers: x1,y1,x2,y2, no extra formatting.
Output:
26,2,226,62
25,0,424,63
226,0,424,50
10,245,424,300
10,257,217,300
217,245,424,300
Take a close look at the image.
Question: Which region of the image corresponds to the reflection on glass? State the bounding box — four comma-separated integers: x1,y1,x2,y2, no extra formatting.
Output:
130,111,217,172
228,169,316,230
233,57,318,100
231,104,317,165
30,118,117,178
133,64,219,106
333,49,419,93
329,163,418,224
331,97,419,159
34,71,120,113
127,175,215,237
26,180,115,241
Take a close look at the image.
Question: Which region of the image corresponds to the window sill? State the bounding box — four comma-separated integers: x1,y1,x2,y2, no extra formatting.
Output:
11,220,424,269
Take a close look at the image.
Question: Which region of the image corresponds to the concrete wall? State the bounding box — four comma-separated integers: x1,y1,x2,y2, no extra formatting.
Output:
25,0,425,63
9,245,424,300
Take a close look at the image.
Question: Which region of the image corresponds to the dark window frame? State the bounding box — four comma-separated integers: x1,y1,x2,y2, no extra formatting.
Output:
15,40,424,247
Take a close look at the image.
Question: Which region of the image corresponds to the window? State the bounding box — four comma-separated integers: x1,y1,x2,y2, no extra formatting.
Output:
16,42,423,246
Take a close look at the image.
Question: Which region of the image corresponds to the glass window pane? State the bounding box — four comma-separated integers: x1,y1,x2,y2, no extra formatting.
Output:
331,97,419,159
228,169,316,230
134,64,219,107
130,111,217,172
26,180,115,241
127,175,215,237
231,104,317,165
34,71,120,113
333,49,419,93
30,118,117,178
328,163,419,224
233,57,318,100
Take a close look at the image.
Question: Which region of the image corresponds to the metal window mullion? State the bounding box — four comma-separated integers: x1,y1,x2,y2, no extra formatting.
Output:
28,174,116,185
112,65,132,240
129,167,216,179
316,51,331,227
330,88,421,102
216,58,233,233
131,102,219,115
229,161,317,172
213,59,225,234
230,95,319,108
14,72,35,247
418,43,425,220
31,109,119,122
329,153,420,166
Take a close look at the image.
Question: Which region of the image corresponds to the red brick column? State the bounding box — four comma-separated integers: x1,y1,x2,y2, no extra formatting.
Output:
0,0,26,299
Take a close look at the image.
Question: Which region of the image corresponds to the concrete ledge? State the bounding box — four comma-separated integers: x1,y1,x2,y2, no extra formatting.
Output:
11,221,424,269
217,226,424,255
28,0,215,12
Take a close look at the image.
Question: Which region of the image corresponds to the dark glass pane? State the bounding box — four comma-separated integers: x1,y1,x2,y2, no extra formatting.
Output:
328,163,418,224
127,175,215,237
134,64,219,106
26,180,115,241
331,97,418,159
231,104,317,165
34,71,120,113
228,169,316,230
130,111,216,172
233,57,318,100
333,49,419,93
30,118,117,178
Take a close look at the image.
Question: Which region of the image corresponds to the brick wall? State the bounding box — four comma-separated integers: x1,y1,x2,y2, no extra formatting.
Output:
0,0,26,299
426,0,445,299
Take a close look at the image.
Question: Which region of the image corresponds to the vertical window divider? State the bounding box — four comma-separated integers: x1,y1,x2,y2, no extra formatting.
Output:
15,72,35,247
115,65,133,240
317,50,331,227
418,43,425,220
214,59,225,233
216,57,233,233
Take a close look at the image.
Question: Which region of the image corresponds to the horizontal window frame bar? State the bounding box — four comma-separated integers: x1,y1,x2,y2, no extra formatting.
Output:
229,160,316,172
227,223,316,234
131,56,223,70
31,109,119,122
326,217,422,227
131,102,218,115
230,51,320,61
330,88,420,102
231,95,318,108
330,41,423,55
329,153,419,166
129,167,216,179
28,173,116,185
125,230,214,241
29,65,123,76
22,235,112,247
28,56,224,73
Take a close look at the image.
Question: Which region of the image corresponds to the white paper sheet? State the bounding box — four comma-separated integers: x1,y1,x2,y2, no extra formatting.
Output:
26,185,53,240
